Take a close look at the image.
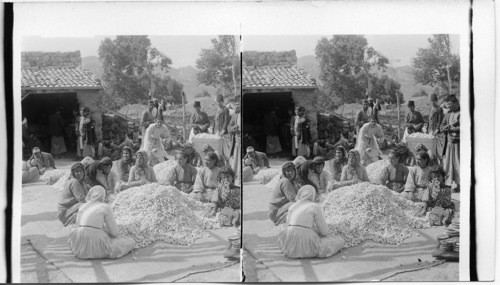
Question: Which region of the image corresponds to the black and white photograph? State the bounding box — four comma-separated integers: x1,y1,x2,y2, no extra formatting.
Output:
241,34,467,282
17,34,241,282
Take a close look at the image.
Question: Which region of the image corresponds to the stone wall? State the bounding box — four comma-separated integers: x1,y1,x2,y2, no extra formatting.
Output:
292,89,319,140
22,51,82,68
243,50,297,67
77,89,104,141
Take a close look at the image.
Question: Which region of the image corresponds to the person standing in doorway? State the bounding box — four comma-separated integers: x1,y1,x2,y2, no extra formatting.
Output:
49,107,67,158
264,107,282,158
291,106,311,158
78,107,96,158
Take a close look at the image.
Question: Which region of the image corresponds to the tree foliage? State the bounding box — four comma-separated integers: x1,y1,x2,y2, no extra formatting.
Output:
315,35,389,104
368,75,405,104
412,89,428,98
98,35,177,105
412,34,460,92
196,35,241,98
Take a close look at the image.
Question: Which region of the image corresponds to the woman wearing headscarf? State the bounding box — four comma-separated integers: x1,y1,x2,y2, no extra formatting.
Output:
410,143,439,167
306,157,331,194
183,142,202,166
269,162,299,226
339,149,369,186
57,163,89,226
211,166,241,226
127,150,157,185
68,186,136,259
191,152,221,203
295,160,318,192
278,185,344,259
355,115,384,166
84,157,118,197
327,146,348,182
115,146,135,182
141,113,171,166
166,151,197,193
401,151,432,202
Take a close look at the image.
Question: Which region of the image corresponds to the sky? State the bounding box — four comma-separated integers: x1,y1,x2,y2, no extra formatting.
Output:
243,34,460,67
22,34,459,68
21,35,224,68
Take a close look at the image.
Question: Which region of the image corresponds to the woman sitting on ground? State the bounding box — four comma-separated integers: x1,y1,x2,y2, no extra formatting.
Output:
84,157,118,198
191,152,221,203
379,150,409,193
297,157,331,195
127,150,157,186
115,146,135,182
269,162,299,226
22,160,39,184
166,151,198,193
211,166,241,226
419,165,453,225
327,146,348,182
68,186,136,259
183,142,202,167
410,143,439,167
278,185,345,259
401,151,432,202
58,163,89,226
339,149,369,187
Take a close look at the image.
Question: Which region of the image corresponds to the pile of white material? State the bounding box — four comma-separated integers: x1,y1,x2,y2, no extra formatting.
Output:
408,133,435,139
365,159,390,184
265,174,282,190
51,172,71,191
254,168,281,184
39,169,70,185
153,160,178,185
322,182,429,248
193,133,220,139
112,183,220,248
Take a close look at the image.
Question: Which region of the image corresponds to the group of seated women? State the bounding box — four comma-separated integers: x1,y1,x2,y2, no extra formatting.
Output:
271,146,453,259
56,142,239,260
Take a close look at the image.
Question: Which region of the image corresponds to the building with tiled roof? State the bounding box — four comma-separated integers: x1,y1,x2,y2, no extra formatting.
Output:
243,65,316,89
22,66,101,90
21,51,106,148
242,51,320,145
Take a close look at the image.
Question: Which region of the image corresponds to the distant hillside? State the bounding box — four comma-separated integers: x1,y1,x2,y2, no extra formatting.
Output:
82,56,216,104
297,55,321,83
297,55,434,100
81,56,103,79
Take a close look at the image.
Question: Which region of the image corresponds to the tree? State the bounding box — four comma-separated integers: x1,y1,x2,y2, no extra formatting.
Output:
412,34,460,92
195,90,212,98
315,35,389,104
196,35,241,98
98,35,173,105
369,75,404,104
153,76,185,105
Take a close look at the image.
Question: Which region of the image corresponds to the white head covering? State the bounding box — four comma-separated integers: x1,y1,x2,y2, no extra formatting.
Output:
292,156,306,168
296,185,316,203
22,118,27,125
85,185,106,203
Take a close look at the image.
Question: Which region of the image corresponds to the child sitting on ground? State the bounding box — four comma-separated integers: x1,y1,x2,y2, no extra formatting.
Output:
211,166,241,227
418,165,453,226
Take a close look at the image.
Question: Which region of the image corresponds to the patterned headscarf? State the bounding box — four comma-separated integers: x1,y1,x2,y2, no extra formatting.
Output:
348,149,361,167
70,163,85,180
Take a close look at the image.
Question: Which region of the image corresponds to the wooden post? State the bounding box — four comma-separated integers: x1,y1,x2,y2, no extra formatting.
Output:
182,91,186,142
397,94,401,140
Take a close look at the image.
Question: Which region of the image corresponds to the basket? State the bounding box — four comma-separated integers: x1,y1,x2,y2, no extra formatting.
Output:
406,136,437,155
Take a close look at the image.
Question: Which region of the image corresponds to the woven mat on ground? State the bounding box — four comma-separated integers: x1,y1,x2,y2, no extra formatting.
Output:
242,180,447,282
29,227,239,283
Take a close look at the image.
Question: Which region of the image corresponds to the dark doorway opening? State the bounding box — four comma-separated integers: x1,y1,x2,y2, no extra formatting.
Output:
242,91,295,158
22,92,80,155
